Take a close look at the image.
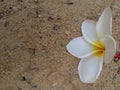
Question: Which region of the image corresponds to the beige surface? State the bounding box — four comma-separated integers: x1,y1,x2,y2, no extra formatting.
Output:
0,0,120,90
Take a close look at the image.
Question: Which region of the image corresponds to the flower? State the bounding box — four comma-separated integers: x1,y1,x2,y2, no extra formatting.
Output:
66,7,116,83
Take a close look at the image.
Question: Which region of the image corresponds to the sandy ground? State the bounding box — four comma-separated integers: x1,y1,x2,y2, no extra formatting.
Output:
0,0,120,90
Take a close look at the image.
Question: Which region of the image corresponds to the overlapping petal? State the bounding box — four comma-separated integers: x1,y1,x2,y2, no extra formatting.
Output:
82,20,98,44
103,35,116,63
66,37,94,58
96,7,112,39
78,55,103,83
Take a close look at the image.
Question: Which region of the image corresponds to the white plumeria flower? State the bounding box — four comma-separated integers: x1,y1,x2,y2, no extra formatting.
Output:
66,7,116,83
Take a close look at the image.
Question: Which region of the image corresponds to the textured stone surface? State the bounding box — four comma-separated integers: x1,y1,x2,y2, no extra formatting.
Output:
0,0,120,90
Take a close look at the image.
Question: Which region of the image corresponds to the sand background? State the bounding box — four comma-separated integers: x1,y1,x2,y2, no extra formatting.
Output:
0,0,120,90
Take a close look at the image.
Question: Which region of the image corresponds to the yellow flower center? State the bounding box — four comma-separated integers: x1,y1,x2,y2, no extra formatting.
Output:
92,40,105,58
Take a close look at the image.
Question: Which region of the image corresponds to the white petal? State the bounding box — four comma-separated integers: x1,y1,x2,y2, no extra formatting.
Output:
78,55,103,83
66,37,94,58
82,20,99,43
104,35,116,63
96,7,112,39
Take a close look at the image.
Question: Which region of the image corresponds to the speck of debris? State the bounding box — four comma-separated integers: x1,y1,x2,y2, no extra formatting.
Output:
57,17,61,20
4,20,9,27
48,16,54,21
21,76,26,81
113,51,120,63
117,67,120,74
53,24,60,31
0,0,4,2
40,36,42,39
60,42,64,47
20,76,32,84
66,0,74,5
67,2,74,5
